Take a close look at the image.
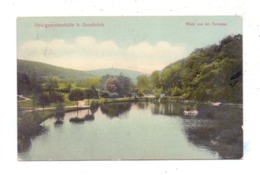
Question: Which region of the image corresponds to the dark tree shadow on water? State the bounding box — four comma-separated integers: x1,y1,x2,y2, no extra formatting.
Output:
100,103,132,118
18,107,48,153
18,122,47,153
150,102,183,116
54,103,65,126
183,105,243,159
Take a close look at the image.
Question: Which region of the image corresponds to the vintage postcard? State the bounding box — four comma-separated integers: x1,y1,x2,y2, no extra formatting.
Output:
17,16,242,160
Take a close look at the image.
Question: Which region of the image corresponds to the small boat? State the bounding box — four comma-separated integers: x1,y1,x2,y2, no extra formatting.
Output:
211,102,222,106
183,110,198,116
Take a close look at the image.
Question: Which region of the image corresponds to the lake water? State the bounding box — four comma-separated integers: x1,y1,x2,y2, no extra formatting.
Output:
18,102,243,160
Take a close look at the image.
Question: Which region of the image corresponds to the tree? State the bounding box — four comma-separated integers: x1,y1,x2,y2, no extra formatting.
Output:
17,73,31,95
172,87,182,96
64,84,71,93
37,94,50,115
117,74,132,97
68,89,85,112
45,78,59,94
160,63,182,91
99,90,110,98
136,75,150,93
151,71,161,89
49,91,64,104
110,92,119,98
101,74,132,97
137,90,144,98
105,77,119,93
31,83,43,108
85,87,97,105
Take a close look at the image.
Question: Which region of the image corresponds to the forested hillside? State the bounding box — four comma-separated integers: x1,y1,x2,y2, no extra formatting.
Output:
86,68,146,80
17,60,94,80
18,34,243,103
152,34,242,103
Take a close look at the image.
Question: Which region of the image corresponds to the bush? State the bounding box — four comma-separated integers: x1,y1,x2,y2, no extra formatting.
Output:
110,92,119,98
172,87,182,96
160,96,169,101
99,90,110,98
137,90,144,98
99,98,108,104
185,105,192,111
154,93,160,99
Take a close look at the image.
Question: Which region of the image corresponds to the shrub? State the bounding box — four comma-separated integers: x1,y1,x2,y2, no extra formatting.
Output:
99,90,110,98
172,87,182,96
110,92,119,98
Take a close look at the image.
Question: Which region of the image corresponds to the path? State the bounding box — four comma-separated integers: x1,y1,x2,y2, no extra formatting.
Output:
21,100,89,113
18,95,32,102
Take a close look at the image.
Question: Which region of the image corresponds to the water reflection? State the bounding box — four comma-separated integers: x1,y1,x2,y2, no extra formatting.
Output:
85,114,95,121
182,105,243,159
18,125,47,153
100,103,131,118
150,102,183,116
143,102,243,159
90,104,99,115
18,102,242,160
69,105,99,123
135,102,149,110
54,119,63,126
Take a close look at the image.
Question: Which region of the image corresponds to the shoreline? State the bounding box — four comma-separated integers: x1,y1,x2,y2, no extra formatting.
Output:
19,97,243,124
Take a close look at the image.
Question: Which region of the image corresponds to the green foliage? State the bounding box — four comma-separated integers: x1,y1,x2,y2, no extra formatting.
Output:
99,98,108,104
151,71,161,89
45,78,59,92
85,87,98,99
137,90,144,97
157,34,242,103
160,62,182,90
110,92,119,98
172,87,182,96
37,94,50,114
154,93,160,99
18,72,44,95
185,105,192,111
105,77,119,93
68,89,85,102
99,90,110,98
102,74,132,97
18,59,94,81
136,75,151,93
76,77,101,89
85,87,99,105
49,91,64,103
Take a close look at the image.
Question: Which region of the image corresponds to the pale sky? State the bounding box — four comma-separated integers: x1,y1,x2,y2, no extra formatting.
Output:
17,16,242,74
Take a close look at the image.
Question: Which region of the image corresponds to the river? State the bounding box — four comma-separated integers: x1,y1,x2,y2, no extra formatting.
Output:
18,102,242,160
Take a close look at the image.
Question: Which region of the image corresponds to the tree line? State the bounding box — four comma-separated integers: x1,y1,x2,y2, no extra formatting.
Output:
18,34,243,106
135,34,242,103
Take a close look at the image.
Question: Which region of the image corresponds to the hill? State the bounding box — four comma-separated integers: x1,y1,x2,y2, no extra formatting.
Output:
159,34,242,103
86,68,147,80
17,60,94,80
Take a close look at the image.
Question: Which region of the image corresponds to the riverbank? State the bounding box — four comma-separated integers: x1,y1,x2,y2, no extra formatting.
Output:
19,96,242,123
20,97,243,123
18,97,242,153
